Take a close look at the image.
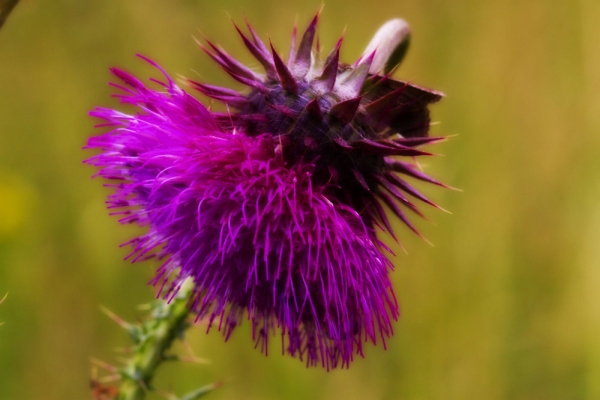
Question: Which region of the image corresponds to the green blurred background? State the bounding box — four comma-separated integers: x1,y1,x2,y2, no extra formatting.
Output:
1,0,599,399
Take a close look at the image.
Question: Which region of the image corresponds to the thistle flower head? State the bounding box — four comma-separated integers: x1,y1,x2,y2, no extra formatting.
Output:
86,14,447,369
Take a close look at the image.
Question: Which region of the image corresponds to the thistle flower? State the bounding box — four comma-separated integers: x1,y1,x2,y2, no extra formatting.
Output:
86,14,447,369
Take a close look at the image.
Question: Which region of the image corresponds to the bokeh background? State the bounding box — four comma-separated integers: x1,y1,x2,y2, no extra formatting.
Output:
1,0,599,399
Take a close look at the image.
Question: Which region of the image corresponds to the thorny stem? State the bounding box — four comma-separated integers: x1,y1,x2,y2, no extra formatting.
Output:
117,279,195,400
0,0,19,30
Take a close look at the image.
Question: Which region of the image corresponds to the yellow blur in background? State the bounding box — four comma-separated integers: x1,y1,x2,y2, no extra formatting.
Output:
1,0,599,399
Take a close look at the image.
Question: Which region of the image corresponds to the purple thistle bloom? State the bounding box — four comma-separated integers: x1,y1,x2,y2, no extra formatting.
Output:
86,14,447,369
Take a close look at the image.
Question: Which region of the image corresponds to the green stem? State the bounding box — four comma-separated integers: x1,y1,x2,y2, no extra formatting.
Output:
118,279,194,400
0,0,19,30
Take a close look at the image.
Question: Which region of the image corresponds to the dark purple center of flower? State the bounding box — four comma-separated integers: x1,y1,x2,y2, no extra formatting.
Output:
237,80,387,210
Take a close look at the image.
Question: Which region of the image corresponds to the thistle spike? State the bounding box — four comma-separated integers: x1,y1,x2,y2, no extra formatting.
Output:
99,305,142,343
352,169,371,191
374,174,424,217
267,103,296,118
312,40,340,93
335,51,375,100
245,20,271,56
304,98,324,120
270,42,299,95
292,13,319,77
384,138,436,154
202,38,262,82
370,197,398,240
233,22,275,77
387,160,450,188
329,97,361,125
287,22,298,66
354,139,433,157
90,357,119,373
390,136,446,147
377,191,425,240
362,19,411,74
196,38,268,92
178,382,223,400
188,80,249,108
323,36,343,66
385,172,447,211
187,81,243,99
354,139,397,155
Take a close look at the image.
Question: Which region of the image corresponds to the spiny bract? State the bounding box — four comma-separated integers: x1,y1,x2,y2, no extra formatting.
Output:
86,13,448,370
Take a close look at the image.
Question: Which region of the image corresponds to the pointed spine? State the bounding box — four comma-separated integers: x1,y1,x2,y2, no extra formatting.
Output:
188,80,249,108
369,197,398,240
202,37,262,82
312,39,341,93
386,160,450,188
292,13,319,77
354,139,433,156
197,38,268,92
352,169,371,191
335,51,375,100
271,42,299,95
384,172,445,210
374,174,423,217
246,20,271,56
392,136,446,147
267,103,296,118
233,22,275,77
287,22,298,66
305,98,324,120
376,191,423,238
329,97,361,125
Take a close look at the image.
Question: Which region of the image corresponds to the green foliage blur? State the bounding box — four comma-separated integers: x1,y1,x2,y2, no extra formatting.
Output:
1,0,599,399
